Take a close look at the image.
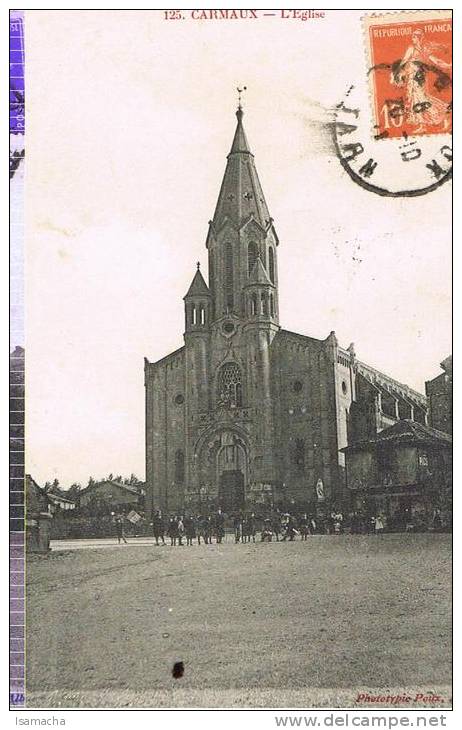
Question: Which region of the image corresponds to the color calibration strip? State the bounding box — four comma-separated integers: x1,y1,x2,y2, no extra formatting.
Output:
10,9,26,709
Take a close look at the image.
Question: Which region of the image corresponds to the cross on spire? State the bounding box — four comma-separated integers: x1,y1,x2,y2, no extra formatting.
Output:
196,261,201,269
236,86,247,110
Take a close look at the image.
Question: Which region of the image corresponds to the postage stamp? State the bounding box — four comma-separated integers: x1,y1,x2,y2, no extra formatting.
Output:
363,10,452,140
332,10,452,197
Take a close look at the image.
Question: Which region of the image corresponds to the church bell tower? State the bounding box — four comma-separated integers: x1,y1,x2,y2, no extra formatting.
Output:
179,96,282,505
205,101,280,326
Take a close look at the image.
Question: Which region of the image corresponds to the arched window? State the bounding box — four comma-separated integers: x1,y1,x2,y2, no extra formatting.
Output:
209,250,214,285
268,247,275,284
225,242,234,312
269,293,275,317
261,291,268,315
199,305,205,325
292,438,305,471
175,450,185,484
236,383,243,408
248,241,258,275
250,292,258,316
191,304,197,325
261,245,266,269
217,362,243,408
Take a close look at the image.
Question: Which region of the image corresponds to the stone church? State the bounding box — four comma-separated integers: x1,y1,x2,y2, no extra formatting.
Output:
144,104,428,516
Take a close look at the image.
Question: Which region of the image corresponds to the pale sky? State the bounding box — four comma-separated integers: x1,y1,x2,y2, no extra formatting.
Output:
24,10,451,487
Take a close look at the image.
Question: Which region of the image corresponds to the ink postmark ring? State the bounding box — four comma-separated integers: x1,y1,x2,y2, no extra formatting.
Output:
333,11,452,197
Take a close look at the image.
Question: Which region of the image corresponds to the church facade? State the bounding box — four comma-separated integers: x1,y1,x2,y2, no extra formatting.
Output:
144,105,428,516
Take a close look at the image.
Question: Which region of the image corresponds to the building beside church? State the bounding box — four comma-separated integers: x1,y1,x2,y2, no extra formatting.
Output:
144,104,428,516
341,419,452,529
426,355,452,435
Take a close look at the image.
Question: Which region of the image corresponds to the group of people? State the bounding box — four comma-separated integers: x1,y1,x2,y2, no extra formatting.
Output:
152,510,226,546
149,509,349,545
114,508,393,545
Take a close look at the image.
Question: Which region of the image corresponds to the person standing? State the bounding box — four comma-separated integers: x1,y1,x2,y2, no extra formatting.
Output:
233,513,243,543
433,508,442,532
115,515,127,545
261,518,273,542
247,512,257,543
281,513,296,541
287,514,298,541
205,515,214,544
374,513,385,536
350,511,359,535
215,509,225,544
152,509,165,546
241,515,249,543
168,516,178,546
177,516,185,546
299,513,309,541
271,512,282,541
184,515,196,546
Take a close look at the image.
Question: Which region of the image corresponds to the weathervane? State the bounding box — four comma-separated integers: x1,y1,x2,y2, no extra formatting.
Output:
237,86,247,109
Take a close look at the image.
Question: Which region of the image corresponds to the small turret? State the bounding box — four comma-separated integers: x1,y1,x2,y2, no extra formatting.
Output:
245,256,277,322
183,262,211,333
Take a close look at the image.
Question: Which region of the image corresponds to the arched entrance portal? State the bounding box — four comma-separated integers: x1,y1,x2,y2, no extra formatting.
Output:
217,434,246,511
219,470,245,512
195,429,248,513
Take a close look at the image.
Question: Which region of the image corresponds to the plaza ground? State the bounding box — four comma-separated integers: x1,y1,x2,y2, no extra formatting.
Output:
25,534,452,708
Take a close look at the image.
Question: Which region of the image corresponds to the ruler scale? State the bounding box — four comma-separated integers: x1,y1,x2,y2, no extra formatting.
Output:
10,9,26,709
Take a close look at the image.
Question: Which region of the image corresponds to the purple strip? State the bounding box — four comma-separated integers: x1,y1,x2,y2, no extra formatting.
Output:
10,572,24,587
10,639,24,653
9,14,25,134
10,627,25,639
10,11,26,708
10,667,25,680
10,532,24,545
10,557,25,571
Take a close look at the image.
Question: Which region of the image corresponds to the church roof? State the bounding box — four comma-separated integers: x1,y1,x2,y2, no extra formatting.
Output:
247,256,273,286
210,107,274,233
184,266,210,298
341,419,452,453
145,346,185,371
373,419,452,446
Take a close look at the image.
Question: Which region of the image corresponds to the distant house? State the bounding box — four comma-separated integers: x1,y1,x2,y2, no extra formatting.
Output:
78,480,145,513
25,475,52,553
47,491,76,513
426,355,452,435
342,419,452,529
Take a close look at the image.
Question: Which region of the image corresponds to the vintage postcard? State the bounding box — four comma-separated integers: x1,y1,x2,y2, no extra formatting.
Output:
9,6,452,718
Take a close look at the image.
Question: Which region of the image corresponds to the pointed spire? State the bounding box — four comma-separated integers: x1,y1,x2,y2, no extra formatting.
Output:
184,265,210,299
247,256,273,286
211,104,273,231
230,106,252,155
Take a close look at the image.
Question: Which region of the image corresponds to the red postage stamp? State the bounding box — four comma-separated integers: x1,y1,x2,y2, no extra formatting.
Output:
364,11,452,139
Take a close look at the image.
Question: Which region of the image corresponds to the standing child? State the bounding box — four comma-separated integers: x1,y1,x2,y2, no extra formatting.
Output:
374,514,385,536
